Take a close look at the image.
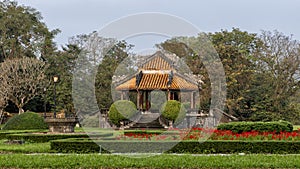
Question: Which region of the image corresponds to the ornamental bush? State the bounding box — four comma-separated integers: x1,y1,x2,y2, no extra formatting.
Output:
108,100,137,127
2,112,48,130
161,100,186,125
217,121,293,133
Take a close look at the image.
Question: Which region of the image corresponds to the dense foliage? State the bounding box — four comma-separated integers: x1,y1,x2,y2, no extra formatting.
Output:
0,0,58,63
2,112,48,130
0,0,57,113
159,29,300,124
217,121,293,133
108,100,137,127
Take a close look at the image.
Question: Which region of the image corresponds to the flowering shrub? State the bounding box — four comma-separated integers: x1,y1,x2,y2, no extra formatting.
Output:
119,128,300,141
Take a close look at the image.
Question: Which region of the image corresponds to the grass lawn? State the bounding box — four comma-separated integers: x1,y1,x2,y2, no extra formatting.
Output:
0,154,299,168
0,139,51,153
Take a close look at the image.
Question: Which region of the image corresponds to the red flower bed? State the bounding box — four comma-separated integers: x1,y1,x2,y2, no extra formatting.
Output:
120,128,300,141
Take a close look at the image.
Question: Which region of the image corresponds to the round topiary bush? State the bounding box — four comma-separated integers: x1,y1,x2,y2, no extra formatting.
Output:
161,100,186,125
2,112,48,130
108,100,137,127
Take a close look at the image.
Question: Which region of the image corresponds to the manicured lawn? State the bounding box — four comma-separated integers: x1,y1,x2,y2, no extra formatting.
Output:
0,154,299,168
0,139,51,153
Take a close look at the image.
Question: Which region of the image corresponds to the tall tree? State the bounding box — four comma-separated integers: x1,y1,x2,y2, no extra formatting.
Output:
0,57,48,114
95,40,133,109
0,0,58,62
208,28,263,119
69,32,119,114
159,29,263,119
158,38,211,112
251,30,300,122
44,44,81,115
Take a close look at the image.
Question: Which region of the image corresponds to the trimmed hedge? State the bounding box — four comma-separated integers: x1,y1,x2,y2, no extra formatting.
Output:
0,130,47,140
217,121,293,133
6,133,89,143
2,112,48,130
6,132,113,143
50,139,300,154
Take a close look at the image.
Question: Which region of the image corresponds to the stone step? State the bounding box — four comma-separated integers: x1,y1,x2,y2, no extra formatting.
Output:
128,113,164,129
137,113,161,123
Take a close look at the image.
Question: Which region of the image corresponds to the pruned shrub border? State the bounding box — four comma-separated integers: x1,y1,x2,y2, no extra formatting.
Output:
217,121,293,133
50,139,300,154
6,132,113,143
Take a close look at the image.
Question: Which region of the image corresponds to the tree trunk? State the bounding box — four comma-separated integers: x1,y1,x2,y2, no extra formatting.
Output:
19,98,25,114
18,107,24,114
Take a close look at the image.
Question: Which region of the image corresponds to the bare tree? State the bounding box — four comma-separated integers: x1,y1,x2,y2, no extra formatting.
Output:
0,57,48,114
257,30,300,112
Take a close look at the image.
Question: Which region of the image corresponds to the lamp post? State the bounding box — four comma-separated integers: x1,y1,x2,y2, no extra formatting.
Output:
53,76,59,118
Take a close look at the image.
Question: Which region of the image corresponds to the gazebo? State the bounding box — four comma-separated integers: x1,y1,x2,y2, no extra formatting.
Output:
115,51,201,113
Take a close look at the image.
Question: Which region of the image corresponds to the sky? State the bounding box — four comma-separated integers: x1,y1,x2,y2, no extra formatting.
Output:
15,0,300,52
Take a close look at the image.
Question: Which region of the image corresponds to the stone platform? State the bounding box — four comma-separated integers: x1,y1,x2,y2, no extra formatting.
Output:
44,117,78,133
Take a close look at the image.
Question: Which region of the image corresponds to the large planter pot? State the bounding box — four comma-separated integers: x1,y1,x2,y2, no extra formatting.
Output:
44,117,78,133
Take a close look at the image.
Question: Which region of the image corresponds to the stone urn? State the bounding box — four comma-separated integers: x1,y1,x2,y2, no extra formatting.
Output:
44,117,78,133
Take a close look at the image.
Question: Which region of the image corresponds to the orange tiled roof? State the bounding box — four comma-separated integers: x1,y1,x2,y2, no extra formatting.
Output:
115,76,136,90
115,72,198,91
142,55,172,70
114,51,199,91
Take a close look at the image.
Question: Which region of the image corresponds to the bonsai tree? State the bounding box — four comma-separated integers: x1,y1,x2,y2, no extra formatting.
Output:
108,100,137,127
161,100,186,127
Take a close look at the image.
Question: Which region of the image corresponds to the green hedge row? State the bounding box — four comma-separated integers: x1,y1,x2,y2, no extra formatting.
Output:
217,121,293,133
6,133,114,143
0,130,47,140
6,133,90,143
51,139,300,154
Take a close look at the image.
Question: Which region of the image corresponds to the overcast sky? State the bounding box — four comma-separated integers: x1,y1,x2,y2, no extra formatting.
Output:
16,0,300,52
